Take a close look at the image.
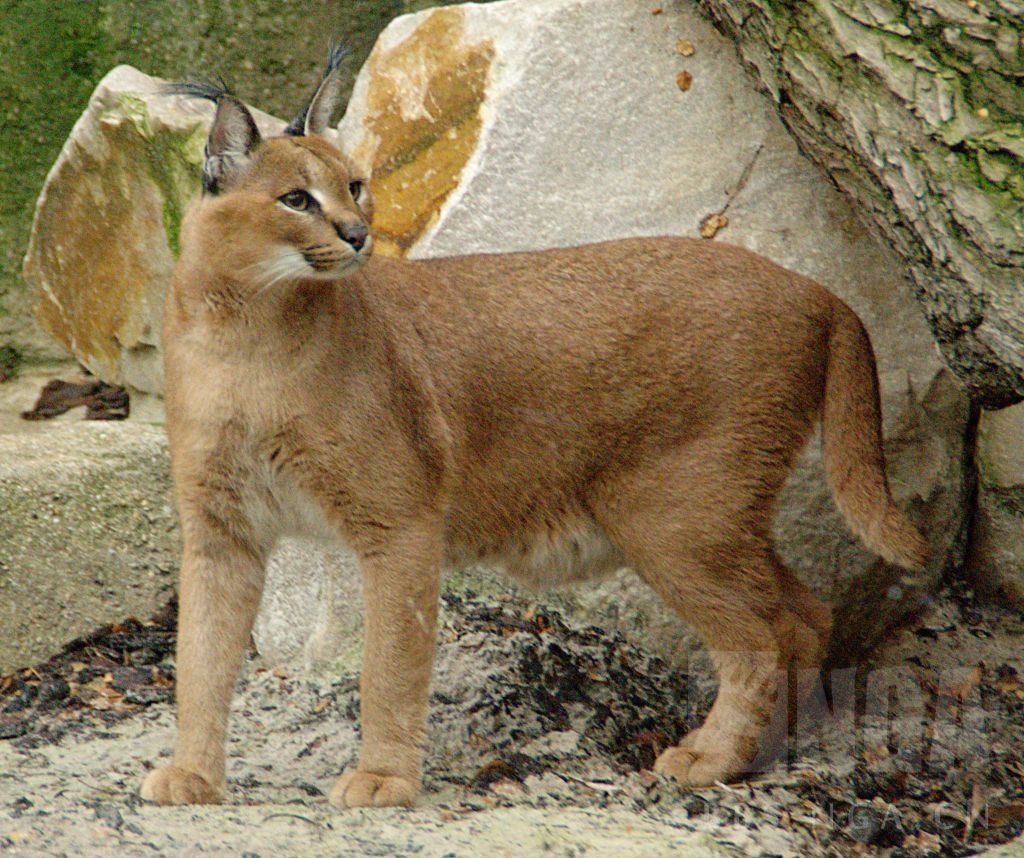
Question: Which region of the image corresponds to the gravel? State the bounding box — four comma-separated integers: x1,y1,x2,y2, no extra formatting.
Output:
2,586,1024,856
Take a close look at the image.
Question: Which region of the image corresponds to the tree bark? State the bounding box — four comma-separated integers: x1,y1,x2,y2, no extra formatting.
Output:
698,0,1024,408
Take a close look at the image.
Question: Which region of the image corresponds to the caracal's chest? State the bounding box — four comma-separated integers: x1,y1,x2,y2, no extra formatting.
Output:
171,348,345,543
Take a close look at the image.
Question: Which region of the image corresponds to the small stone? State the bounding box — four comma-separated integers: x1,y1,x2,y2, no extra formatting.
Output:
976,107,989,119
638,770,659,789
0,722,29,739
676,70,693,91
685,795,712,816
124,687,171,706
94,805,124,830
676,39,695,57
11,797,33,815
489,778,525,798
37,678,71,709
699,212,729,239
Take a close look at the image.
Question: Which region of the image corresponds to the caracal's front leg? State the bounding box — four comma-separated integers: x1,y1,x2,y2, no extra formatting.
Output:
141,530,266,805
329,525,441,808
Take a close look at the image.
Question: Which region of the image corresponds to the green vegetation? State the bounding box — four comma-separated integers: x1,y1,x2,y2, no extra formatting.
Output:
987,486,1024,519
0,345,23,381
0,3,109,361
0,0,479,362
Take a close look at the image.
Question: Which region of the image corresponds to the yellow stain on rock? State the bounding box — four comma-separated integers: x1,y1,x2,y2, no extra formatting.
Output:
28,102,201,386
30,119,170,382
352,7,494,256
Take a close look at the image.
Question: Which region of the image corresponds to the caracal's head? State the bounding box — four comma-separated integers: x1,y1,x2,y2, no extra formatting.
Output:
170,45,373,289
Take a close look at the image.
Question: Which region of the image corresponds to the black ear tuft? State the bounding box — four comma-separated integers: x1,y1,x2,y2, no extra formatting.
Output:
164,78,261,193
283,40,350,137
162,76,232,104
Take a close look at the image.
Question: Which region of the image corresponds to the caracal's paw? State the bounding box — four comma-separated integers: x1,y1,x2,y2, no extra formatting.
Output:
654,746,740,787
141,766,222,805
329,769,418,808
653,729,753,788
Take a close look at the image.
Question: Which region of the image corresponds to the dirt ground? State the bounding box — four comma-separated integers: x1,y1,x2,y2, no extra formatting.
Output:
2,586,1024,857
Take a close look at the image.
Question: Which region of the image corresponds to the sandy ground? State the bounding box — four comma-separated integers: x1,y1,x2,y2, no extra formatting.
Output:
0,709,739,857
3,588,1024,857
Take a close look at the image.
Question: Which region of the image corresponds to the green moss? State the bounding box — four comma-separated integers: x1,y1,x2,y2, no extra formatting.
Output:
986,487,1024,519
102,94,204,257
790,2,1024,240
113,93,151,133
0,345,22,380
147,127,206,258
783,25,844,80
942,145,1024,243
0,2,111,350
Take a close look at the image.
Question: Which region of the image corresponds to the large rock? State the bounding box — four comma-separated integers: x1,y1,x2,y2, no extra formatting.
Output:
336,0,972,659
22,66,283,411
698,0,1024,408
252,539,363,669
969,402,1024,607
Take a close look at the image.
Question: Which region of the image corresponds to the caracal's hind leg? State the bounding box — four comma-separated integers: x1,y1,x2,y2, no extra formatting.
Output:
590,446,830,786
773,556,832,714
639,543,808,785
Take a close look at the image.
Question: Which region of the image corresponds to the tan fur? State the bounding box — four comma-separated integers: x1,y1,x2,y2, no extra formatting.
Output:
140,81,928,808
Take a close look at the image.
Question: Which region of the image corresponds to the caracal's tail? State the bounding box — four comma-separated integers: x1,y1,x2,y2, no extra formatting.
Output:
821,302,931,573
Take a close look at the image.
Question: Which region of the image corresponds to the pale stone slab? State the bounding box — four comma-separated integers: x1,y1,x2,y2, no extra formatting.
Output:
0,421,178,673
0,402,363,673
252,538,363,669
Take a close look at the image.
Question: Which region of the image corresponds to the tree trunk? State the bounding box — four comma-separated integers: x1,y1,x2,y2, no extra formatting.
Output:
698,0,1024,408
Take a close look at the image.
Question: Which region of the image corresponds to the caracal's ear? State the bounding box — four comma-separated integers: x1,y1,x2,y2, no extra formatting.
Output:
204,96,261,191
163,80,261,193
283,41,349,137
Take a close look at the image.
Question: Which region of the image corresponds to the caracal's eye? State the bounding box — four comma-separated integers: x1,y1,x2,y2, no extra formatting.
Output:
348,180,363,202
280,189,314,211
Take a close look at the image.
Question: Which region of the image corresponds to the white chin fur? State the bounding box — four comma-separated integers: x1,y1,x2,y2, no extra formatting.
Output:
254,249,313,292
335,250,370,278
